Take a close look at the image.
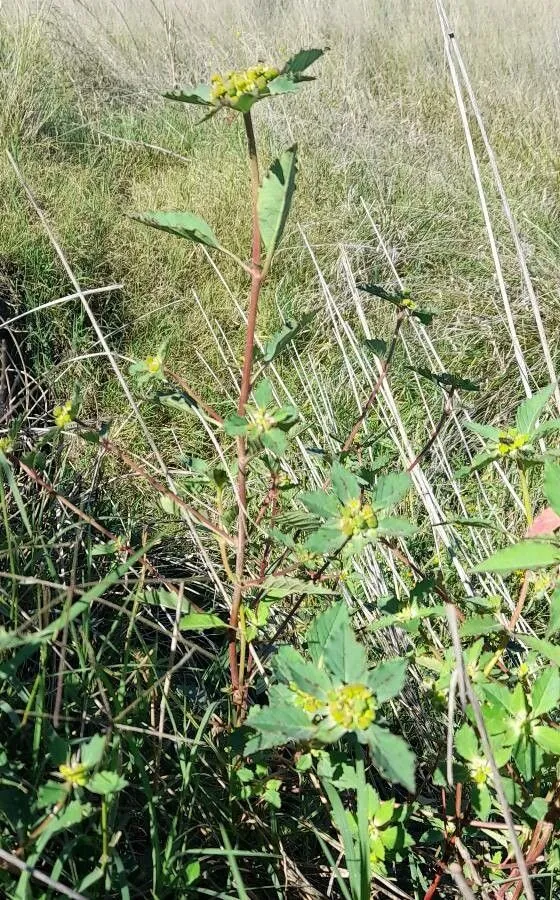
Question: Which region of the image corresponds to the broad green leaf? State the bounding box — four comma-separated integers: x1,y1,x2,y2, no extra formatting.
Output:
259,313,315,363
258,146,297,261
306,526,345,554
267,75,301,95
375,516,417,537
164,83,212,106
373,472,411,510
525,797,549,821
223,414,248,436
460,615,503,638
81,734,106,768
465,421,501,441
272,645,331,696
253,379,274,408
244,703,315,753
531,667,560,717
37,781,68,809
179,612,227,631
548,587,560,637
307,601,350,667
87,771,128,795
544,461,560,516
363,338,388,357
533,725,560,755
331,461,361,503
300,490,341,519
368,658,407,704
131,211,221,248
474,540,560,573
456,450,499,478
471,784,491,821
261,428,288,456
366,725,416,792
523,635,560,666
455,723,478,762
38,799,93,845
284,48,325,75
516,384,555,434
514,736,544,781
323,621,367,684
260,575,333,598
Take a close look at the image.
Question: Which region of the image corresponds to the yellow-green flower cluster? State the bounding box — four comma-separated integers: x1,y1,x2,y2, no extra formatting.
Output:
144,354,163,375
248,407,276,435
497,430,529,456
339,497,378,537
469,756,492,786
328,683,376,731
0,436,13,453
54,401,74,429
290,684,325,716
210,63,280,105
59,762,89,787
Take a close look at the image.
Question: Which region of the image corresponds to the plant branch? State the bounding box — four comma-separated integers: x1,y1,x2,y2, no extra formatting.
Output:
407,391,454,473
342,311,405,452
229,110,264,714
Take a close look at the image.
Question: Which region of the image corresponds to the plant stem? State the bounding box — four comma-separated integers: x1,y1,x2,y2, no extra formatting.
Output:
407,391,454,473
342,311,404,452
229,111,263,716
518,462,532,526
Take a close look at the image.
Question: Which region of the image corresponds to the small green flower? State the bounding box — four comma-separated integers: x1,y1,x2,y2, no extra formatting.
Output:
469,756,492,786
497,429,529,457
290,683,326,716
144,354,163,375
328,683,376,731
54,401,74,429
0,436,13,453
339,498,378,537
58,762,89,787
210,63,280,105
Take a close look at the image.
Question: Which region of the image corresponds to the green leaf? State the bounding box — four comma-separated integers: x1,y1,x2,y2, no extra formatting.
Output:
548,588,560,638
130,210,221,249
259,313,315,363
368,658,408,704
533,725,560,755
260,575,333,598
163,83,212,106
306,526,346,555
411,367,479,392
80,734,106,768
244,703,315,753
272,645,332,696
87,771,128,795
544,461,560,516
253,379,274,408
460,614,503,638
375,516,417,537
373,472,411,510
258,146,297,262
516,384,555,434
179,612,227,631
331,461,360,504
525,797,549,821
284,48,325,75
523,635,560,666
366,725,416,792
307,601,350,667
323,621,368,684
474,540,560,573
300,490,340,519
363,338,388,357
531,667,560,717
455,723,478,762
37,781,68,809
465,421,502,441
261,428,288,456
223,414,249,436
456,450,499,478
267,75,301,95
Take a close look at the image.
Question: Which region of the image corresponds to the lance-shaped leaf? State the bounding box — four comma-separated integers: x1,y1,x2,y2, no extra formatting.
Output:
473,539,560,573
411,366,479,392
284,48,325,75
163,83,213,106
258,146,297,262
130,211,222,249
373,472,411,510
366,725,416,792
516,383,555,434
258,312,315,363
368,657,408,704
268,76,301,96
